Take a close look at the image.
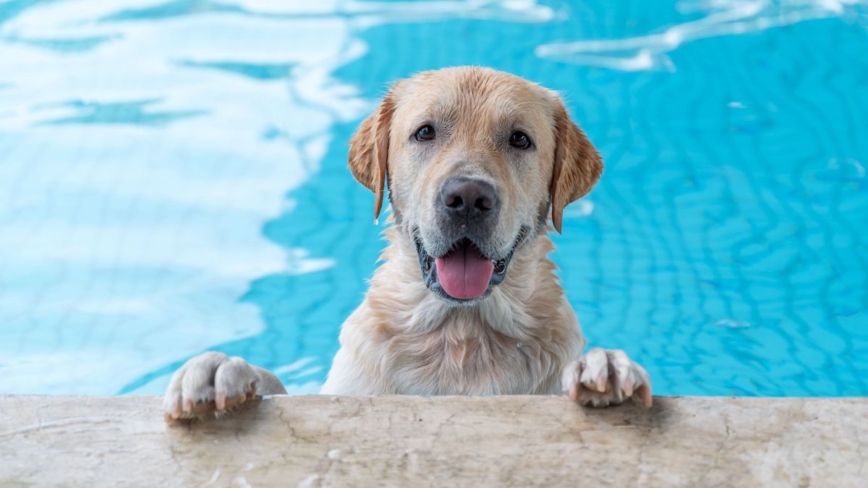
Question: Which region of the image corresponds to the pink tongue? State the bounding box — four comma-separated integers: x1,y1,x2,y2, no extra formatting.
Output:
435,243,494,300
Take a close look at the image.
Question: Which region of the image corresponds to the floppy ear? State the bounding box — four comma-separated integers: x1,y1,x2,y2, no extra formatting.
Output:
550,101,603,233
348,92,396,222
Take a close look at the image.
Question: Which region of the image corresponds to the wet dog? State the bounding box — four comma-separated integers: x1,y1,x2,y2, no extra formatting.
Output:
163,67,651,422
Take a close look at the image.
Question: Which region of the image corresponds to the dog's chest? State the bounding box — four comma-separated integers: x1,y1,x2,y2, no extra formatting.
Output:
383,319,561,395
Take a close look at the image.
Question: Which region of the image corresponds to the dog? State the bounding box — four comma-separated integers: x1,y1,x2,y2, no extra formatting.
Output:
163,67,651,422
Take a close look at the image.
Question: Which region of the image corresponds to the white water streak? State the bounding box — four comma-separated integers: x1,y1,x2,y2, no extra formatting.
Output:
536,0,864,71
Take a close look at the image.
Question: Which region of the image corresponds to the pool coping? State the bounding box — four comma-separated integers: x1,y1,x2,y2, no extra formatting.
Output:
1,395,865,487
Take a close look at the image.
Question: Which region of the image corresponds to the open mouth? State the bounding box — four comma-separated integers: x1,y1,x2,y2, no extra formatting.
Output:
415,237,514,302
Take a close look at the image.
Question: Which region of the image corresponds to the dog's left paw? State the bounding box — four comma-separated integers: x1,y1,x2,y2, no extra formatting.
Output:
562,348,652,408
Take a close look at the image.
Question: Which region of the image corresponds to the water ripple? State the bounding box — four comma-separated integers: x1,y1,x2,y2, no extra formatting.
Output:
536,0,868,71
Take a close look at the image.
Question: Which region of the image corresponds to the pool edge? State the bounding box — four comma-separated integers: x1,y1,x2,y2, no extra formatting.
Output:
1,395,865,486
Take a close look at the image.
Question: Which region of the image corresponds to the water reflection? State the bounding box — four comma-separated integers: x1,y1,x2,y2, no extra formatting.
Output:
1,0,866,397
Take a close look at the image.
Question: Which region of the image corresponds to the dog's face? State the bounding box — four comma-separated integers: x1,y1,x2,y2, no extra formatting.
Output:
349,67,602,303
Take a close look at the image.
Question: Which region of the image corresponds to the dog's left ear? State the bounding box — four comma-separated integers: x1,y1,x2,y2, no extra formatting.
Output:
348,92,397,221
550,100,603,233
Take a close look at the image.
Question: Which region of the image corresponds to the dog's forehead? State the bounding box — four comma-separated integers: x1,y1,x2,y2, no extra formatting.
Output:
396,68,553,124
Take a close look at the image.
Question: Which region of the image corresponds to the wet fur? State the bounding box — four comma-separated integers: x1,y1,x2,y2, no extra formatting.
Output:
162,67,652,422
322,67,600,396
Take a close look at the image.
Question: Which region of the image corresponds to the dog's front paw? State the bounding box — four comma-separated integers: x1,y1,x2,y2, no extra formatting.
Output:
163,352,260,423
562,348,652,408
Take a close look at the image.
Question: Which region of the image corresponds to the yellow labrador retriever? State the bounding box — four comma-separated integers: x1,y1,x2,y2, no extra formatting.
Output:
163,67,651,422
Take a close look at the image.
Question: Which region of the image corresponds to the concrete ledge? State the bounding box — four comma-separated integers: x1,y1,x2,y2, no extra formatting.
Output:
1,396,865,487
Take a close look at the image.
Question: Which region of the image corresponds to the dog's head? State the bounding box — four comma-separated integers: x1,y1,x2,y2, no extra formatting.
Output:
348,67,602,303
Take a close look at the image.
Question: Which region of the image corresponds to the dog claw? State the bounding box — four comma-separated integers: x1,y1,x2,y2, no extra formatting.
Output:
569,383,580,401
595,375,608,393
622,376,634,397
640,385,653,408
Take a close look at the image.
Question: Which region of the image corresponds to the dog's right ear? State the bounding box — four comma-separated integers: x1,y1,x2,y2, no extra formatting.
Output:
348,92,396,222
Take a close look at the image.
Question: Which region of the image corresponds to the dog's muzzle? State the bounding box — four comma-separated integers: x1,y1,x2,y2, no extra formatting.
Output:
412,176,529,302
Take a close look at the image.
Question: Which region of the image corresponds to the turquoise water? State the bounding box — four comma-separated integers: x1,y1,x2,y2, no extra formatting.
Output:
1,0,866,397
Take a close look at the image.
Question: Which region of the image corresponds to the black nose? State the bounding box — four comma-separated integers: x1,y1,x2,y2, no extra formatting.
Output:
439,177,498,223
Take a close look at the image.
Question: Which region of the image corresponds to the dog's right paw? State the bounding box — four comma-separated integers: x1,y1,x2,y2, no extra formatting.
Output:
163,352,260,423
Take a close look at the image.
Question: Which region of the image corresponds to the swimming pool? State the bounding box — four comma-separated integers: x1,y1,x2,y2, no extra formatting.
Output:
1,0,866,397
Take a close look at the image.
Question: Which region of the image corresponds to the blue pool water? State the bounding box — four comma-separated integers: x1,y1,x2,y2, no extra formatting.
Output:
1,0,866,397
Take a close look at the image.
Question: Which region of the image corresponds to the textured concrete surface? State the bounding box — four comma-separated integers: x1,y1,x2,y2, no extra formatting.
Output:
0,395,865,487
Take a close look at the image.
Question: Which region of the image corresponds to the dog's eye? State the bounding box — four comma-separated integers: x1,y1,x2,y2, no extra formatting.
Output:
509,131,532,149
415,125,436,141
